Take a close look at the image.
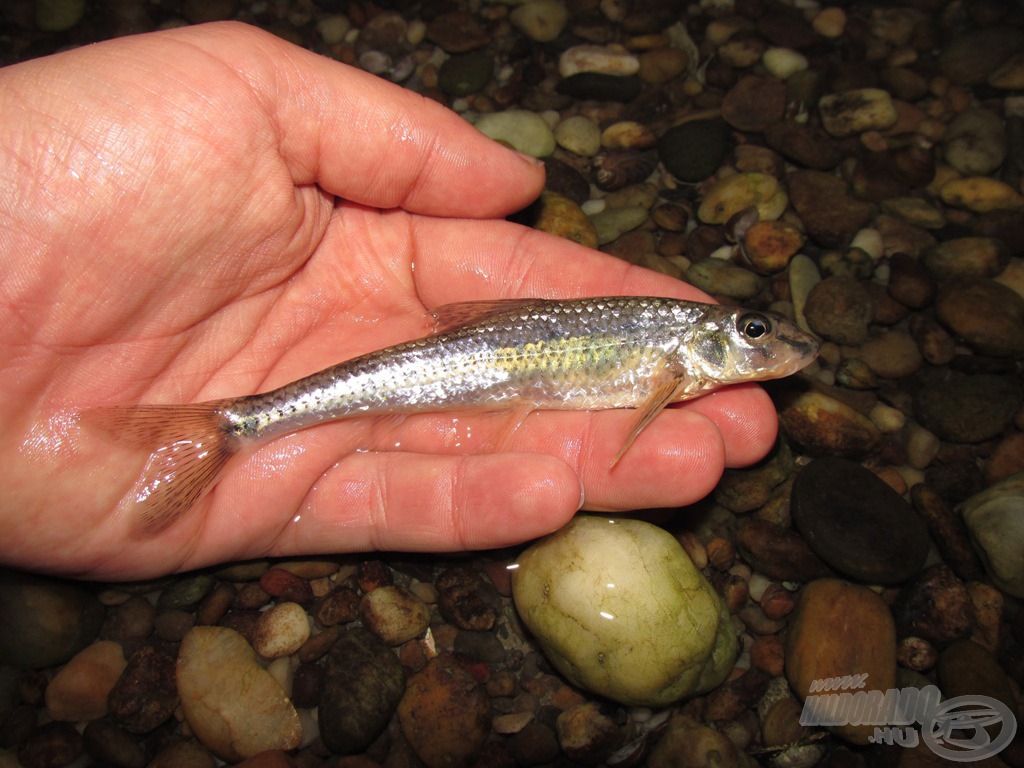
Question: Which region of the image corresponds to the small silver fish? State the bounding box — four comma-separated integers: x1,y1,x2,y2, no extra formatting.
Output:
88,296,818,536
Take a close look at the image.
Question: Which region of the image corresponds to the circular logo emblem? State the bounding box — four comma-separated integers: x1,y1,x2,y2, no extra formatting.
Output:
921,695,1017,762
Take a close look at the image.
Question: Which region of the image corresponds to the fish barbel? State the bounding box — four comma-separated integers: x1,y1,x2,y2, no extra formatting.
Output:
88,296,819,536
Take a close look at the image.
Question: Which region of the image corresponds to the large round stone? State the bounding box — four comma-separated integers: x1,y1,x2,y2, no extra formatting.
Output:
511,516,736,707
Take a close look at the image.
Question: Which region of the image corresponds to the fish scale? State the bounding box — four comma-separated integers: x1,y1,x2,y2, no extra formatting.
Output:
86,296,819,536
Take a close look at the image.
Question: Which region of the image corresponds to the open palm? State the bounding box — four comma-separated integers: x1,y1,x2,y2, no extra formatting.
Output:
0,22,779,579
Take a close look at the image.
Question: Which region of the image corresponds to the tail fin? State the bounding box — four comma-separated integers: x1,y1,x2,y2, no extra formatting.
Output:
82,402,240,537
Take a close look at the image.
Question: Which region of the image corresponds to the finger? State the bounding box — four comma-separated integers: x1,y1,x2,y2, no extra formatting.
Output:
682,384,780,467
166,22,545,218
218,451,582,558
408,216,716,307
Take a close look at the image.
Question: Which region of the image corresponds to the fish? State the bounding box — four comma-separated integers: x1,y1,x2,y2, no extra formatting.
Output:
86,296,819,536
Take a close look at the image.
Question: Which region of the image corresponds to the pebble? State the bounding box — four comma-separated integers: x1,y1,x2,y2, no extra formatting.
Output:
714,440,793,514
989,50,1024,88
17,721,84,768
812,7,846,38
474,110,555,158
436,567,499,631
722,76,786,132
108,646,178,734
819,88,898,137
935,278,1024,358
942,108,1007,176
657,120,732,182
742,220,803,274
914,374,1021,443
697,173,787,225
939,176,1024,213
938,640,1016,717
100,595,155,647
556,73,642,102
146,739,216,768
637,47,688,84
509,721,561,765
555,702,622,763
922,236,1008,281
317,626,404,756
589,206,649,246
438,52,494,97
156,574,215,611
34,0,86,32
533,191,598,248
685,259,763,301
558,45,639,78
886,252,935,309
776,388,883,458
176,626,301,762
787,170,874,248
45,640,126,722
0,572,104,670
986,432,1024,483
648,715,754,768
891,564,973,647
854,329,923,379
252,602,311,659
425,12,489,54
960,474,1024,598
763,122,842,171
804,276,873,345
509,0,568,43
553,115,600,156
512,516,736,706
938,26,1024,85
359,585,430,646
397,654,491,768
762,48,808,81
792,458,928,584
601,121,656,150
785,579,896,745
81,719,146,768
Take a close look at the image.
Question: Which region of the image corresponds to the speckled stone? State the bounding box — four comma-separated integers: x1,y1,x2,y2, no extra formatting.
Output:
914,374,1021,443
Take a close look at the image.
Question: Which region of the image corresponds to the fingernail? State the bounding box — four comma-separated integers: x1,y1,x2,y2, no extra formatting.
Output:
514,150,543,167
577,481,586,511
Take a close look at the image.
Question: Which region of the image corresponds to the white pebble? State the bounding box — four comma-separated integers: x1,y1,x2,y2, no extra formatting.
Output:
851,227,885,260
762,47,808,80
869,402,906,434
581,198,606,215
317,15,350,45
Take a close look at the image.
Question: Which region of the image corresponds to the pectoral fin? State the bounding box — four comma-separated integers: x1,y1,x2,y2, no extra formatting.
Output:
611,379,685,467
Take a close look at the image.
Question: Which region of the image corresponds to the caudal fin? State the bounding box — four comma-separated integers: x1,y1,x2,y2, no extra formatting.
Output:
82,402,239,537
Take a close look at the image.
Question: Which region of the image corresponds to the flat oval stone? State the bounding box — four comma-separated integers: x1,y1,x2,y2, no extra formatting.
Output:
914,374,1022,443
792,458,929,584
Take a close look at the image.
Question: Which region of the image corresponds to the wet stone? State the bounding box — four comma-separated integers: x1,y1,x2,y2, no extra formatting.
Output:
319,626,405,756
359,585,430,646
942,108,1007,176
18,721,84,768
735,520,832,583
892,564,973,647
938,26,1024,85
0,571,104,670
714,439,793,514
776,387,883,458
935,278,1024,358
252,602,311,659
156,574,215,611
938,640,1016,715
763,122,842,171
108,646,178,734
259,568,313,604
685,259,763,301
657,120,732,183
887,252,935,309
922,237,1009,281
542,158,590,205
960,474,1024,599
787,170,874,249
509,0,567,43
314,585,360,627
398,654,492,768
804,276,873,345
555,702,623,764
721,75,786,132
45,640,126,722
914,374,1021,443
854,330,922,379
509,721,560,766
82,719,146,768
531,191,598,249
438,52,494,97
792,458,929,584
100,595,156,647
425,11,490,54
437,567,498,631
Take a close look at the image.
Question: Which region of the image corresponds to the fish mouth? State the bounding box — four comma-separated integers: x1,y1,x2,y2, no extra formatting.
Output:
779,332,820,359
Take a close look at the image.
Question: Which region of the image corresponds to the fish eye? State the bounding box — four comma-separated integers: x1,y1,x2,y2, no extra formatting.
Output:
739,313,771,340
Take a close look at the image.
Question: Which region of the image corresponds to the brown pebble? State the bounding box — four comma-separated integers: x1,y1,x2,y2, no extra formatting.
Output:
108,646,178,734
297,626,340,664
892,564,974,647
436,568,497,631
196,584,236,627
18,721,84,768
358,560,393,592
234,582,272,611
985,432,1024,484
259,568,314,604
722,75,787,132
706,538,735,571
735,520,833,582
749,635,785,677
703,668,771,723
315,585,361,627
759,583,795,620
897,636,939,672
967,581,1004,653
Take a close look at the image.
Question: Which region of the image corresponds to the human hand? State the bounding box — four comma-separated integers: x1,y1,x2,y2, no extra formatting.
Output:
0,22,779,580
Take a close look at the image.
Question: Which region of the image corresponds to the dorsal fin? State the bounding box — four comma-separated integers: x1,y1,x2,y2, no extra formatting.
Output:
430,298,547,332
